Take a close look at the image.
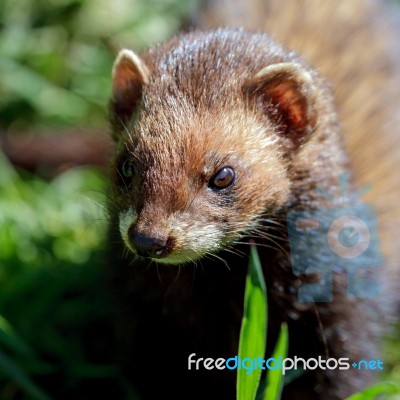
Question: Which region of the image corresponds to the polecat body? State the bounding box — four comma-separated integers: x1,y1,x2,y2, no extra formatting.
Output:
106,1,400,399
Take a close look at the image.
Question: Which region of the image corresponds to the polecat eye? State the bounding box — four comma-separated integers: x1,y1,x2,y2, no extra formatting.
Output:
209,167,235,190
121,159,133,179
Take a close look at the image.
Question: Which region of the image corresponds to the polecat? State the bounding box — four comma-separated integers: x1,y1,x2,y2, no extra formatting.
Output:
106,1,400,399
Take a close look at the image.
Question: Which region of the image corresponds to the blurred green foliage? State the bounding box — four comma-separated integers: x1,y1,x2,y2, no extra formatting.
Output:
0,153,105,271
0,0,195,132
0,151,122,398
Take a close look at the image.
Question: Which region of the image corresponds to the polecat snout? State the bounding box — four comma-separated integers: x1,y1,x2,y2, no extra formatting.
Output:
110,29,341,266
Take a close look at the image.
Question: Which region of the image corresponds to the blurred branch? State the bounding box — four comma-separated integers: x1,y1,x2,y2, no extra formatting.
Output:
0,131,112,176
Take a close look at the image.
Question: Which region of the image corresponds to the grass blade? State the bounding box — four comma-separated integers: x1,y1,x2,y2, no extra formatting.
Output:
237,244,267,400
0,315,33,357
0,350,51,400
344,382,399,400
263,323,288,400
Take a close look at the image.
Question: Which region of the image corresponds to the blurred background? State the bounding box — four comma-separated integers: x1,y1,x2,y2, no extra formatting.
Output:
0,0,399,399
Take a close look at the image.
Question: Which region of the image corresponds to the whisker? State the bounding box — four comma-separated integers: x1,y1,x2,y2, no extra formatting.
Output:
205,252,230,270
313,303,330,359
222,246,247,258
233,240,290,258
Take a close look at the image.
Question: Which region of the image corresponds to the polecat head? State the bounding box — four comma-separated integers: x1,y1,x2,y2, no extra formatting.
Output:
109,29,326,265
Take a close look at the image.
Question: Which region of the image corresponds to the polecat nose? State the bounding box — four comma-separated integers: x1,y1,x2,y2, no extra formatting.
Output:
129,230,171,259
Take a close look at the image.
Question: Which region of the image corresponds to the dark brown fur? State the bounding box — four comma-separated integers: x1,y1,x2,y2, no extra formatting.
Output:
106,1,400,399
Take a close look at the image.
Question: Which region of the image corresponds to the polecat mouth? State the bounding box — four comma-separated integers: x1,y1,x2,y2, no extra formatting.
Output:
134,252,206,265
122,238,212,265
118,207,225,265
122,237,218,265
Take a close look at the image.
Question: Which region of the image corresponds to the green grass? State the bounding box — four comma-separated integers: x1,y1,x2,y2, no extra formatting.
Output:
237,244,268,400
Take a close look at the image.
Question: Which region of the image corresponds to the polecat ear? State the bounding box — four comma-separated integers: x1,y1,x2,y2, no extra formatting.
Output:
244,62,318,145
110,49,149,137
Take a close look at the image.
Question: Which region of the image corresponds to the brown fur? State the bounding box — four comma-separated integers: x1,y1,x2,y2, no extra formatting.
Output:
106,1,400,399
